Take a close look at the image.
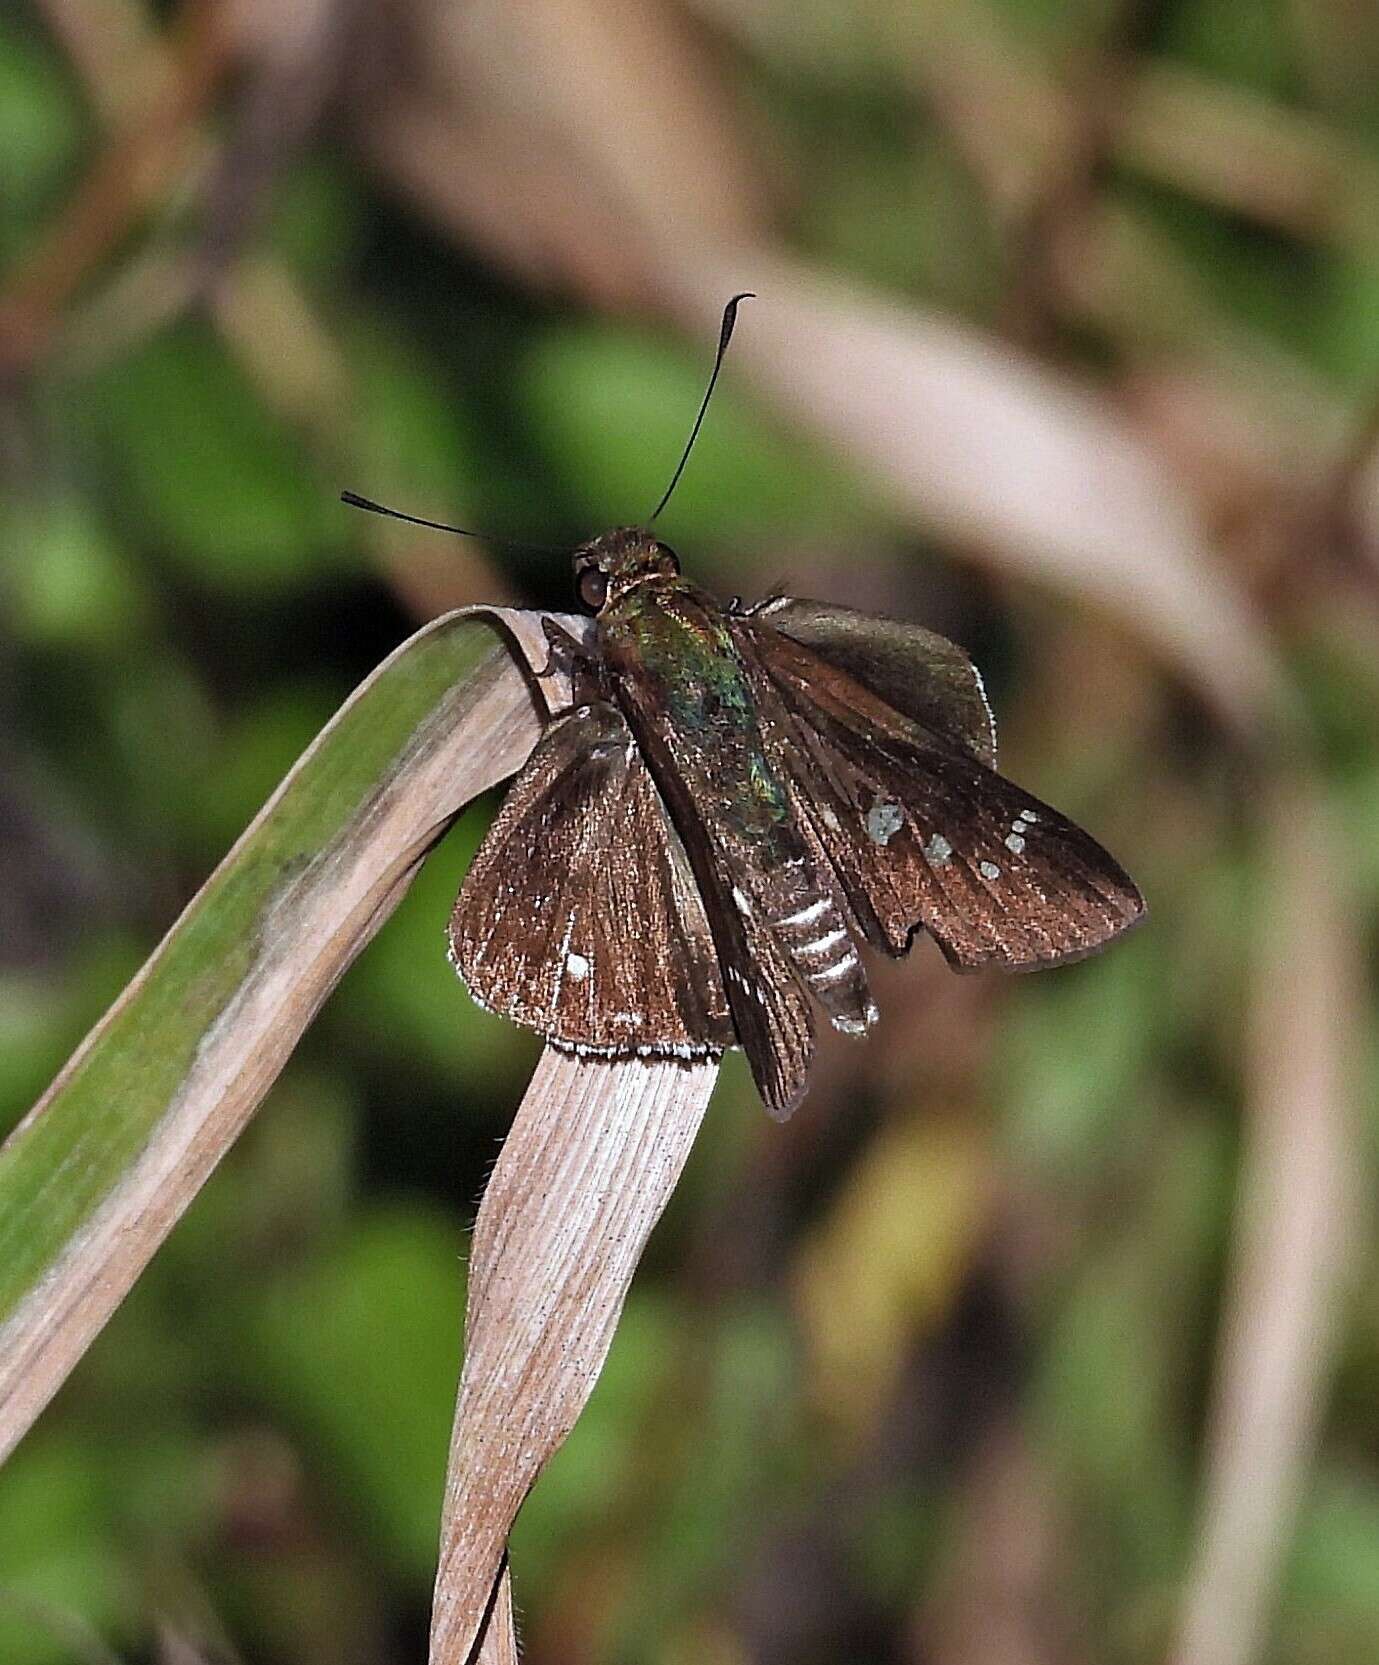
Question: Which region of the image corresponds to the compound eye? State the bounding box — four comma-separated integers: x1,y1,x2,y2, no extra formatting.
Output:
577,566,609,611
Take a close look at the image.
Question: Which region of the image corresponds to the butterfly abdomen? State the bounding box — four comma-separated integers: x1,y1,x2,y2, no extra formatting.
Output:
738,853,876,1038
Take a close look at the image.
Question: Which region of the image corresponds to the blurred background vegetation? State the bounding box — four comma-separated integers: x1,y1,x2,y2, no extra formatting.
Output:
2,0,1378,1661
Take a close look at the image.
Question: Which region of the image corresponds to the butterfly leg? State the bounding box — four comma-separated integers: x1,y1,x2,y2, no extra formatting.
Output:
535,617,592,677
536,617,612,712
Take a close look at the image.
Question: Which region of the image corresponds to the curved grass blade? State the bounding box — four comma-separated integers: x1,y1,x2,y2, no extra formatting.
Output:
429,1048,719,1664
0,607,590,1463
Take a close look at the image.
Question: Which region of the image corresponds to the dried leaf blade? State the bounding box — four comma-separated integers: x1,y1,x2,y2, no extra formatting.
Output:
430,1047,719,1664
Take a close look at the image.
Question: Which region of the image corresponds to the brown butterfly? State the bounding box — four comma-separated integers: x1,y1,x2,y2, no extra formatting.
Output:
447,534,1143,1117
348,300,1145,1117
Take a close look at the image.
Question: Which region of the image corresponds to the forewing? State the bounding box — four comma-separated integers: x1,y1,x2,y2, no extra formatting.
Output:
735,621,1145,970
449,702,734,1055
746,596,997,766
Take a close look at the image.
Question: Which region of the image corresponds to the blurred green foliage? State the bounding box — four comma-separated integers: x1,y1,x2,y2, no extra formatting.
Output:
2,0,1379,1662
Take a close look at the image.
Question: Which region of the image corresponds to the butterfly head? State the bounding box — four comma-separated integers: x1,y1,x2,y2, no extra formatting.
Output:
573,527,681,613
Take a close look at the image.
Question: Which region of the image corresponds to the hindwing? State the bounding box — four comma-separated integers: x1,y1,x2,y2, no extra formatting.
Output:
742,596,997,766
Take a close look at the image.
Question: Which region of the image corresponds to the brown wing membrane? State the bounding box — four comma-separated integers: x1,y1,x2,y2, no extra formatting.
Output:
746,596,998,766
607,667,817,1119
449,702,734,1056
733,621,1145,970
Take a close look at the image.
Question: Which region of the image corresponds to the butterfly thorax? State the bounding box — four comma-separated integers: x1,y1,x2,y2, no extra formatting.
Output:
598,576,786,838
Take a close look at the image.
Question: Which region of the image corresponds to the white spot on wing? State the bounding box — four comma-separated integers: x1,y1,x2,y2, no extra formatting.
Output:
820,805,842,833
866,798,904,846
1005,832,1026,854
732,886,752,915
811,952,859,984
925,833,953,866
566,951,590,981
979,860,1001,880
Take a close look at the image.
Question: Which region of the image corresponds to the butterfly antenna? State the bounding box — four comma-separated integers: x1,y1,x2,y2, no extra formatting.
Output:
339,491,565,555
648,291,754,523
